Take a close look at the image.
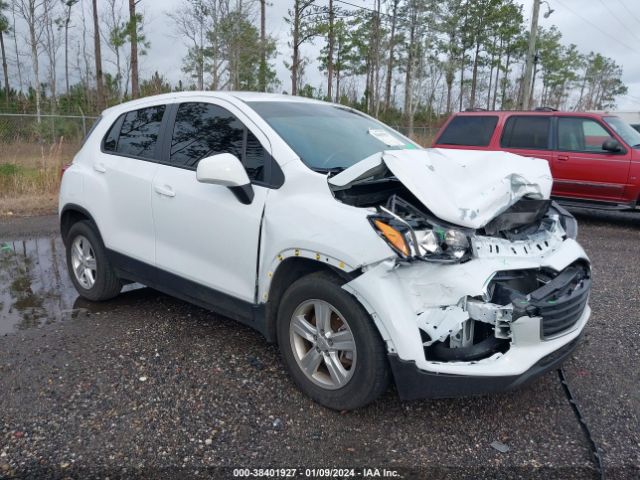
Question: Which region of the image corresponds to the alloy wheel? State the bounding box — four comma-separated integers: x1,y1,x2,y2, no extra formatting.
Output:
289,299,357,390
70,235,97,289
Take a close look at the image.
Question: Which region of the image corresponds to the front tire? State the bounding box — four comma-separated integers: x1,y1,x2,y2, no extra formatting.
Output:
65,220,122,301
276,272,390,410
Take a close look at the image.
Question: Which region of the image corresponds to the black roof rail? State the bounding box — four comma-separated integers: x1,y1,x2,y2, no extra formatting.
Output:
534,107,558,112
465,107,488,112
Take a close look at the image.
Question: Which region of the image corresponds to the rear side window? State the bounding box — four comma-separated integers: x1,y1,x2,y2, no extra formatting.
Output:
436,116,498,147
170,102,267,182
103,105,166,159
501,116,550,149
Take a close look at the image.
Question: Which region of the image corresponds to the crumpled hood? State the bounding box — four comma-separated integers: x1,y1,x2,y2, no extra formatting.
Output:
328,148,553,229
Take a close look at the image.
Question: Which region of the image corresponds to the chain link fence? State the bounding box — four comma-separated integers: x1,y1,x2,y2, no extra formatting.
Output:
0,113,98,171
390,125,439,146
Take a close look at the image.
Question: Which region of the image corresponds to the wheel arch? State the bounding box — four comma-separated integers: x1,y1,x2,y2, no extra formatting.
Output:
263,257,360,344
60,204,101,246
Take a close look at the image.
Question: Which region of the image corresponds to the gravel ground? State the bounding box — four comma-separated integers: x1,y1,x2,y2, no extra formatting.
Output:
0,212,638,479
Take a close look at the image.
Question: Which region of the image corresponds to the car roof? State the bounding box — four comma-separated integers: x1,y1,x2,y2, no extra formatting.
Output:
101,91,329,116
451,110,618,119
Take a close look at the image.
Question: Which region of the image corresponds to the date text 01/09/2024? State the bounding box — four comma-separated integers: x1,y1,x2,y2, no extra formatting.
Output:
232,468,401,478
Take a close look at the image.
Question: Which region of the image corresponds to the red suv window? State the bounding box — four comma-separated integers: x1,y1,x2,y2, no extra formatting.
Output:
436,115,498,147
500,116,551,150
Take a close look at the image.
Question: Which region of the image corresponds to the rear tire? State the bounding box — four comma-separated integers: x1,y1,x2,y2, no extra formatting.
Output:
276,271,390,410
65,220,122,301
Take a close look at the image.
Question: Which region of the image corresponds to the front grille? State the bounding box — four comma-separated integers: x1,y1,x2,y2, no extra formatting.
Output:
511,263,591,339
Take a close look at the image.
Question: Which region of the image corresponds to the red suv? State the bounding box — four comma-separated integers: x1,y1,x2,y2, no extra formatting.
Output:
432,110,640,210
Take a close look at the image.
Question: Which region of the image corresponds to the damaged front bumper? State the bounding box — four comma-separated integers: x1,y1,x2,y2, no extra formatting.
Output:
388,332,583,400
343,230,591,400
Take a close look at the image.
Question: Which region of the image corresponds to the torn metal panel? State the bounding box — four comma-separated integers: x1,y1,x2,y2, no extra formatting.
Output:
417,306,469,346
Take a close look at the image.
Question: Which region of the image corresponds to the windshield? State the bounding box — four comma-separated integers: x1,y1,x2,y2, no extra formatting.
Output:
247,101,419,171
604,116,640,147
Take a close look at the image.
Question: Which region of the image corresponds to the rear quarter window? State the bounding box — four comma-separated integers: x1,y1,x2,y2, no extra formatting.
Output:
436,115,498,147
103,105,167,160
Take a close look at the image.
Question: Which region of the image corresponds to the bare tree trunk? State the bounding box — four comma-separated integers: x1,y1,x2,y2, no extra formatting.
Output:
92,0,104,109
64,4,71,96
129,0,139,99
335,31,342,102
43,0,58,111
458,52,465,111
370,0,381,115
469,41,480,109
404,9,416,129
326,0,334,100
501,51,511,107
491,38,503,110
259,0,266,91
27,2,42,122
11,9,22,92
486,37,497,109
384,0,398,112
445,70,453,114
0,30,8,107
291,0,300,95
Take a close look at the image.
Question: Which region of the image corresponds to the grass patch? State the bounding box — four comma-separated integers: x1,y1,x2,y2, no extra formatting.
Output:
1,139,78,217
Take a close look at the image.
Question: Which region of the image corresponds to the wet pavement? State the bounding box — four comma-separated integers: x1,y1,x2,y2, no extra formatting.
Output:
0,213,638,478
0,236,139,336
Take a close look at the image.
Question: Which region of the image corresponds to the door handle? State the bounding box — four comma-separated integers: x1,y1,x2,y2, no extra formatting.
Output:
154,185,176,198
557,155,569,161
93,162,107,173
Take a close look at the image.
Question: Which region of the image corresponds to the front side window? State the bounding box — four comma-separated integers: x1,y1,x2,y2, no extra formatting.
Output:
501,116,550,150
247,101,418,171
436,115,498,147
113,106,166,159
170,102,266,182
558,117,615,152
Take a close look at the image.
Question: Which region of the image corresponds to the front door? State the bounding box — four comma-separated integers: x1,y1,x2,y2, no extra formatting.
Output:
553,116,631,201
152,101,272,303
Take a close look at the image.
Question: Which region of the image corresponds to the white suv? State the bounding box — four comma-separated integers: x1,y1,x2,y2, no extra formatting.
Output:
60,92,591,410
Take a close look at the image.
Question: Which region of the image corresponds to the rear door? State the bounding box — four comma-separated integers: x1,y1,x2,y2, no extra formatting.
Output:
93,105,166,265
552,116,631,201
151,100,271,303
499,115,555,187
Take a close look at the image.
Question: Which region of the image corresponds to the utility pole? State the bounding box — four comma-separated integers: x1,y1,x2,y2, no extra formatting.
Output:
259,0,266,92
129,0,139,99
92,0,104,110
519,0,540,111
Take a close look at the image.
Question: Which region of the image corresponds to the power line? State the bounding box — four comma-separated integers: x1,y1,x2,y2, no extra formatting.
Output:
597,0,640,44
554,0,637,52
617,0,640,27
334,0,393,18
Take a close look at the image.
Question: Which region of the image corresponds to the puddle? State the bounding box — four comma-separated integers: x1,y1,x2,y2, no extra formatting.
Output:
0,236,141,335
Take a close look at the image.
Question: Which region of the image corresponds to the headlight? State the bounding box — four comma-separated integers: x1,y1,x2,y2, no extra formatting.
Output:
416,226,471,262
370,216,472,263
372,219,411,258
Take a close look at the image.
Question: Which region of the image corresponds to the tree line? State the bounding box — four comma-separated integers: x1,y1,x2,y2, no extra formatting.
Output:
0,0,629,127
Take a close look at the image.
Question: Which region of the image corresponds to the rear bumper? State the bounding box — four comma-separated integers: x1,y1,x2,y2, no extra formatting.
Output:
389,333,582,400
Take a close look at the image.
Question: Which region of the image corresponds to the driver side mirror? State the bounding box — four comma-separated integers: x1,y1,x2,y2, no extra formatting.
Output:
196,153,254,204
602,138,622,153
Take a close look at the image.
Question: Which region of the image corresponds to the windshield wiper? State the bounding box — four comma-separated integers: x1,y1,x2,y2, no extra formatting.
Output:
314,167,345,175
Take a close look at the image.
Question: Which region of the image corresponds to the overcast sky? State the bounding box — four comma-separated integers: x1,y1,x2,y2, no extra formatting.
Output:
140,0,640,110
